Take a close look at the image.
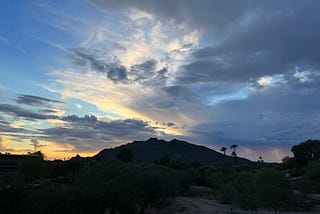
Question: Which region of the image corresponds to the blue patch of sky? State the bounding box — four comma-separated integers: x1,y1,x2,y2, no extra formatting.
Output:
198,33,220,49
208,88,249,106
64,98,101,116
0,0,131,96
0,1,68,94
189,82,251,105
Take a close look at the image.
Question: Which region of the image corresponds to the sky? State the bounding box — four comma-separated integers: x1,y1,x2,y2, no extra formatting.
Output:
0,0,319,162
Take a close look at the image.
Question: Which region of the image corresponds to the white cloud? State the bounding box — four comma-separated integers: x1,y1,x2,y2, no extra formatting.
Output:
73,8,201,86
116,9,201,75
0,35,9,44
294,70,312,83
34,0,320,161
257,74,285,87
0,83,5,91
257,76,272,87
50,69,185,136
76,103,82,109
208,88,249,106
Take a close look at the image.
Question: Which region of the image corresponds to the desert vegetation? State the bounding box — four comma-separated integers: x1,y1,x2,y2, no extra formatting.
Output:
0,139,319,213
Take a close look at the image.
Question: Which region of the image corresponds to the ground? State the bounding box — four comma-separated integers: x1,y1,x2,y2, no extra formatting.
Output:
160,197,320,214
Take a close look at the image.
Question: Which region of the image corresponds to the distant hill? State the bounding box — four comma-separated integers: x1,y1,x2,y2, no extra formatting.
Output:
94,138,250,165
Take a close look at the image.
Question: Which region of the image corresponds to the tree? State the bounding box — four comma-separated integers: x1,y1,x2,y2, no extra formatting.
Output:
234,171,257,210
33,151,45,160
282,156,291,164
117,148,133,163
258,156,264,163
303,162,320,193
220,147,227,155
298,177,312,203
230,144,238,157
291,139,320,166
254,168,294,211
135,167,179,213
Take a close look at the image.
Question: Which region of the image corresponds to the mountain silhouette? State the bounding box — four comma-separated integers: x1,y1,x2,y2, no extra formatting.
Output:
94,138,250,165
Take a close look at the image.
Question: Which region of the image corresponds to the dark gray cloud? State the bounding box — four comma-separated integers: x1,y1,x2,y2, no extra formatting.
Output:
166,122,175,127
162,86,196,101
15,94,63,107
39,116,161,150
137,85,201,110
0,105,171,151
190,83,320,149
134,59,157,72
147,67,169,86
98,1,320,154
69,48,128,83
40,109,58,114
13,0,317,159
0,113,39,140
0,120,9,125
176,1,320,83
92,0,320,85
69,48,108,72
0,116,7,124
107,65,128,82
69,48,168,85
112,42,127,50
92,0,253,34
0,123,31,134
62,114,98,123
130,59,157,82
0,104,59,120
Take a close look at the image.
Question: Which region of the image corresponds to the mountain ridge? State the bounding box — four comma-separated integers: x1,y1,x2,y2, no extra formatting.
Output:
93,138,251,165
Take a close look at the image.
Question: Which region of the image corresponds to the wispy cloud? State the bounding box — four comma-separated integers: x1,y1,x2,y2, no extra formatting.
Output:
0,35,9,44
0,104,60,120
2,0,320,161
40,116,161,150
15,94,63,107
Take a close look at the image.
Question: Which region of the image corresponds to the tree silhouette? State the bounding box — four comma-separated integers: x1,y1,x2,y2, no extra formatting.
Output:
254,168,293,211
230,144,237,157
291,139,320,166
220,147,227,155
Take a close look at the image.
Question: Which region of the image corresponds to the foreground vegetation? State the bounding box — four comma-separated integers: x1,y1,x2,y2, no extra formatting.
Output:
0,140,319,213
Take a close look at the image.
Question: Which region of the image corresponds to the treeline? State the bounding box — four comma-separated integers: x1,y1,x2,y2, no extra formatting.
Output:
20,161,189,213
0,140,319,213
0,157,191,214
155,157,301,211
282,140,320,202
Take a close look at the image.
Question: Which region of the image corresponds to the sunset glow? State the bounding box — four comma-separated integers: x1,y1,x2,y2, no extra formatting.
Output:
1,0,320,161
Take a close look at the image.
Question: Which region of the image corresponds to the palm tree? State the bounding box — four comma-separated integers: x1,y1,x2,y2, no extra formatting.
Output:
230,144,238,157
258,156,264,163
220,147,227,155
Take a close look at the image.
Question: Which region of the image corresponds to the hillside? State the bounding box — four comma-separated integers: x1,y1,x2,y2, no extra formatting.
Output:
94,138,250,165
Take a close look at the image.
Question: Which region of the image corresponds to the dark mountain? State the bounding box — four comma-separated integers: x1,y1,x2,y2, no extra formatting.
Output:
94,138,250,165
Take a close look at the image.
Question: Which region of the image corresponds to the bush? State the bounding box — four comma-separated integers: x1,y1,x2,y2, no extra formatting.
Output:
254,168,295,211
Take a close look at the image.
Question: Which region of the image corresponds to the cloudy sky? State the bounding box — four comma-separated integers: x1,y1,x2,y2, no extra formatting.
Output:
0,0,319,161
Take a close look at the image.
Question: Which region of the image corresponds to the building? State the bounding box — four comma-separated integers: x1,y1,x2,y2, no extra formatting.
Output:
0,154,41,175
